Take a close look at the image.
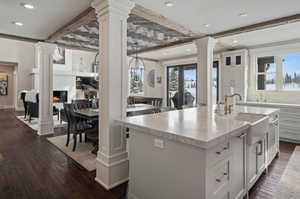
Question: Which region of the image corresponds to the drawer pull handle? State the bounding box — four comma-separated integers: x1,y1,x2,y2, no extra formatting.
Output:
257,141,263,156
216,172,228,182
216,147,228,155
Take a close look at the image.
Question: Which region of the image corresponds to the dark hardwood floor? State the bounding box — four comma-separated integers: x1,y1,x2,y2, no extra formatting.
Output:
0,109,298,199
249,141,297,199
0,109,127,199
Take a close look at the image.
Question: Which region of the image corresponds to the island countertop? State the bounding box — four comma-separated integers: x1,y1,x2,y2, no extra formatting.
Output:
116,105,279,149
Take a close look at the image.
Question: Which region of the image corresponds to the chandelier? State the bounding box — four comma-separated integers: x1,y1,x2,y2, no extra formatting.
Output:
128,42,145,93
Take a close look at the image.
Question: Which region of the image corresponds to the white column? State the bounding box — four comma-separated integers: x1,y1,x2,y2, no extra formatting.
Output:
195,37,216,107
92,0,134,190
35,42,57,135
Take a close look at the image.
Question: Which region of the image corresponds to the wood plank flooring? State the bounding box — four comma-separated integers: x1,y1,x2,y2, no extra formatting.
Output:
0,109,298,199
0,109,127,199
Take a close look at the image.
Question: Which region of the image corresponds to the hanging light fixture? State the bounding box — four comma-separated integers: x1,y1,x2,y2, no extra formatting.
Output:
128,42,145,94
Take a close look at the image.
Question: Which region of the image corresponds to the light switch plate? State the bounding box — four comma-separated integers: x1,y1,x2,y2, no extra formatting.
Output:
154,138,164,149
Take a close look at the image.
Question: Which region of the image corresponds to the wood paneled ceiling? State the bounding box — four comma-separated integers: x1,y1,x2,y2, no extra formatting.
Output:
53,12,191,54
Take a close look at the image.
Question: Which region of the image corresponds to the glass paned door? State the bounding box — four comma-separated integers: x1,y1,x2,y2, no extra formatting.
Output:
183,68,197,107
167,64,197,109
167,67,179,108
212,61,219,104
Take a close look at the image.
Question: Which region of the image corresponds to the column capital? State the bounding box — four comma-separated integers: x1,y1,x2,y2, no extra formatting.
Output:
92,0,134,19
35,42,57,53
194,36,217,50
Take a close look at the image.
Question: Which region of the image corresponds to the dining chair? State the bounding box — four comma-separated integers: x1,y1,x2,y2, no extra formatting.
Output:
64,103,87,151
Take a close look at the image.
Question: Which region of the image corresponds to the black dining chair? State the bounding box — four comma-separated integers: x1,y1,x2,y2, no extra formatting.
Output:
64,103,85,151
64,103,98,152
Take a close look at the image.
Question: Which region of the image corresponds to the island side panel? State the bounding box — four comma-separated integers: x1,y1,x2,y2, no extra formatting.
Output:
128,129,207,199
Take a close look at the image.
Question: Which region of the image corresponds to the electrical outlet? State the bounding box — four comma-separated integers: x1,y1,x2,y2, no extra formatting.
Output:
154,138,164,149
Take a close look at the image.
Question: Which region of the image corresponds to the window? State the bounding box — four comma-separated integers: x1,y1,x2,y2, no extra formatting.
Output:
257,53,300,91
283,53,300,91
257,56,276,90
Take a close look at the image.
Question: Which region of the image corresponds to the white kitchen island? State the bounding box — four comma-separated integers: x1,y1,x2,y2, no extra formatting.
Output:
117,106,280,199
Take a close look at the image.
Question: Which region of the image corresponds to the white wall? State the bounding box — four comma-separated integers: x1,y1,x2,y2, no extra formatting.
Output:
143,60,164,98
32,48,97,104
0,38,35,110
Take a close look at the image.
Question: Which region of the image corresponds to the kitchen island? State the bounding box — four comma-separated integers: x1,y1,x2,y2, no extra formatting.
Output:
117,105,280,199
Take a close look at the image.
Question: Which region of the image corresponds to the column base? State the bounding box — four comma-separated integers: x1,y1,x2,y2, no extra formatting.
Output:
38,119,54,136
95,151,129,190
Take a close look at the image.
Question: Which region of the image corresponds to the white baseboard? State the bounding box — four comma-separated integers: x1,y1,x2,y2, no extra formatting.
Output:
95,177,129,190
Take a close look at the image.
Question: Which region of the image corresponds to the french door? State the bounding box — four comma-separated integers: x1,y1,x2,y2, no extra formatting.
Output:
167,61,219,108
167,64,197,109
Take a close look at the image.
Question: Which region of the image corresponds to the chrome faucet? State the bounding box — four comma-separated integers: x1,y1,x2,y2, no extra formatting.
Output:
224,93,242,115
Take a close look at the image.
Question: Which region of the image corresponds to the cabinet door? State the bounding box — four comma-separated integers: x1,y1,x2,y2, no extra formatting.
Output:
267,122,277,165
247,143,257,186
231,132,246,199
256,140,265,175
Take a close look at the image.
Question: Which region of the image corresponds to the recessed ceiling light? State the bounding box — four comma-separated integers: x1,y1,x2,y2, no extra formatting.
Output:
13,22,24,26
165,1,174,7
186,49,191,52
239,13,248,17
204,24,211,28
21,3,35,9
233,40,239,44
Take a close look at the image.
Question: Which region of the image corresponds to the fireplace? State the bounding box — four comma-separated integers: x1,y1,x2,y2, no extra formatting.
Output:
53,90,68,103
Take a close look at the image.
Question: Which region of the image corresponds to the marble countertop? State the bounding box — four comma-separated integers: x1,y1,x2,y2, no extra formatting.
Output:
238,101,300,108
116,106,279,149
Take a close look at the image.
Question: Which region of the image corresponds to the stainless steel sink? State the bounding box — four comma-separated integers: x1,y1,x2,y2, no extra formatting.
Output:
234,112,269,145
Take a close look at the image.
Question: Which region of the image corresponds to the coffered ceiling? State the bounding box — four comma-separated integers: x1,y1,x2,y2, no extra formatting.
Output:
54,13,190,54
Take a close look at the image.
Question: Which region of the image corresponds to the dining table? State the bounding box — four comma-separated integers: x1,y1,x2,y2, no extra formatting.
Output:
74,104,159,154
74,103,159,119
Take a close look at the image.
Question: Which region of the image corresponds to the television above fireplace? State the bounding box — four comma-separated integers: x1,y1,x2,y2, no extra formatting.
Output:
53,90,68,103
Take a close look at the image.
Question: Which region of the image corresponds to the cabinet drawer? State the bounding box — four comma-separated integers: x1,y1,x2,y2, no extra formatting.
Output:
207,140,230,166
207,158,230,198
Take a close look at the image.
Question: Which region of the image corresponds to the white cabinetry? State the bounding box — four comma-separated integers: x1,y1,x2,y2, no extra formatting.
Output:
230,132,247,199
266,113,280,165
247,137,266,189
221,50,248,101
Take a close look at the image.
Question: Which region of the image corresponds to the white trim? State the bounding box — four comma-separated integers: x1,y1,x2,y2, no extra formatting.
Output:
95,176,129,190
96,155,128,168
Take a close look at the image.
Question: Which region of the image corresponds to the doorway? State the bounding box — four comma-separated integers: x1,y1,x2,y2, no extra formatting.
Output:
0,63,16,109
212,60,220,104
167,64,197,109
167,61,220,108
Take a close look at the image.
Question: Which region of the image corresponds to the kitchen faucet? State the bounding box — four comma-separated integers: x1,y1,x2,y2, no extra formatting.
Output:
224,93,242,115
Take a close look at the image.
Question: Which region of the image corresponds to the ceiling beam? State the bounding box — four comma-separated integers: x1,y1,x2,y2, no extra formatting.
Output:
131,4,197,37
133,13,300,54
0,33,43,43
55,42,98,52
212,13,300,38
47,7,96,42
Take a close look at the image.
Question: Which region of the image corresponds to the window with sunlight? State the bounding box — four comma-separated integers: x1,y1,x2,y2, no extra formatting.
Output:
257,53,300,91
